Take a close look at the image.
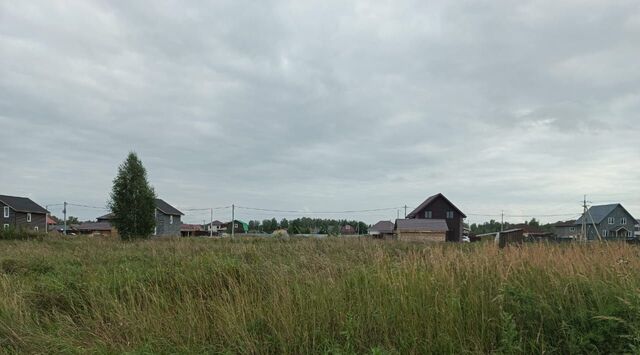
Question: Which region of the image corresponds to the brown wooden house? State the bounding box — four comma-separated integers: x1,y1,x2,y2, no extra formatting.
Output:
406,193,466,242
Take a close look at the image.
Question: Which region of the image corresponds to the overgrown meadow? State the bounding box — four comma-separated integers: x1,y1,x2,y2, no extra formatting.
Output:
1,235,640,354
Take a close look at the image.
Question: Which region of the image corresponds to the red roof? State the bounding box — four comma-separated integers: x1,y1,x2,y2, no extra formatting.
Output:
46,216,57,225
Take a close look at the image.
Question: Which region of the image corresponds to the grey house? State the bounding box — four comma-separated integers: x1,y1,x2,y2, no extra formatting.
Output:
0,194,48,232
97,198,184,236
553,220,578,239
153,199,183,236
575,204,636,240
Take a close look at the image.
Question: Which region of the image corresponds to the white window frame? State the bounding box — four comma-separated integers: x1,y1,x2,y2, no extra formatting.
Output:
234,223,238,228
603,230,609,237
608,217,615,225
27,213,31,222
34,226,38,232
169,215,173,225
3,207,9,218
569,227,576,232
621,218,627,225
425,211,433,219
3,224,8,230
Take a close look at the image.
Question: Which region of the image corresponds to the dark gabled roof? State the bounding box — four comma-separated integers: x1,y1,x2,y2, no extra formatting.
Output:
0,195,47,214
181,224,203,232
155,199,184,216
575,204,634,225
97,213,114,220
553,220,576,228
395,219,449,232
370,220,394,234
76,222,112,231
406,193,467,219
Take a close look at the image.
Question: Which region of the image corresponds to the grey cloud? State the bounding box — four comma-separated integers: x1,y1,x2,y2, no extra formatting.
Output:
1,0,639,224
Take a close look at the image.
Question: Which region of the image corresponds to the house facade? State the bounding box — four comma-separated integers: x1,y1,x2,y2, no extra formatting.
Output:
96,198,183,236
553,220,578,239
369,220,395,239
0,195,48,232
395,218,449,242
575,204,636,240
406,193,466,242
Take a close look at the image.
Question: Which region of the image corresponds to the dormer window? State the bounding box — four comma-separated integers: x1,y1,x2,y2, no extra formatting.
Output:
425,211,433,219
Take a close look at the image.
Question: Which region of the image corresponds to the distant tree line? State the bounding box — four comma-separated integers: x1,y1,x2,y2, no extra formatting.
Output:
247,217,368,235
469,218,556,235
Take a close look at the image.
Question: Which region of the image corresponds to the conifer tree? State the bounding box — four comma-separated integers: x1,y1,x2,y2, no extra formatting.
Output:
109,152,156,240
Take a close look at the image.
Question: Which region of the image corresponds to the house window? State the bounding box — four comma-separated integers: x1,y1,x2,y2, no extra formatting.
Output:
34,226,38,232
3,224,8,230
621,218,627,225
27,213,31,222
446,211,454,219
234,223,238,228
603,230,609,237
3,207,8,218
608,217,615,224
169,215,173,225
569,227,576,232
425,211,433,219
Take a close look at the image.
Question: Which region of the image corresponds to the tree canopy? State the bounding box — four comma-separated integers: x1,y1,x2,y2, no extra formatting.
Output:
108,152,157,240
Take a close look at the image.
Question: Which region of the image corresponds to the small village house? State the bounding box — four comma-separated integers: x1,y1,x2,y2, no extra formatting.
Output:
76,222,115,237
574,204,636,240
340,224,356,235
553,220,578,240
0,194,48,232
369,220,395,239
203,220,224,234
495,228,525,248
405,193,466,242
394,219,449,242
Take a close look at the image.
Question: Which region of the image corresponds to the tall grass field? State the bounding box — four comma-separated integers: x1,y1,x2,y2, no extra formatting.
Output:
1,236,640,354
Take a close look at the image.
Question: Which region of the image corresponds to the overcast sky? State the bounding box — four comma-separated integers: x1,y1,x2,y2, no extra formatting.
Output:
1,1,639,225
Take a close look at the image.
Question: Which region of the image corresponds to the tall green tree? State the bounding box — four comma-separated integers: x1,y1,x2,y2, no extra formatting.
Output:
109,152,157,240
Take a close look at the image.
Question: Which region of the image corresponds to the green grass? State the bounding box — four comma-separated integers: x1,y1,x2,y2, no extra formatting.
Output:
0,236,639,354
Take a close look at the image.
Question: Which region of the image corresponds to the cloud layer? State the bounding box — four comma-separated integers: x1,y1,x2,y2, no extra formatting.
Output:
2,1,639,224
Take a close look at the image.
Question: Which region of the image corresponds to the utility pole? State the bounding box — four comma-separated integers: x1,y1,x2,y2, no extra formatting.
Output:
63,201,67,235
231,204,235,238
209,208,213,237
397,209,400,220
581,195,587,242
404,205,408,218
45,205,49,235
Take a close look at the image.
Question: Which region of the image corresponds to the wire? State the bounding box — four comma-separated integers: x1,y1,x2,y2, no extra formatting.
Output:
235,206,405,214
66,203,109,210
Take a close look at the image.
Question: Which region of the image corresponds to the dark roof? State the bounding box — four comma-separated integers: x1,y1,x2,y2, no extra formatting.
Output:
509,223,542,233
553,220,576,228
181,224,203,232
97,213,114,220
395,219,449,232
0,195,47,214
406,193,467,219
155,199,184,216
500,228,524,234
370,220,394,234
575,204,634,225
76,222,112,231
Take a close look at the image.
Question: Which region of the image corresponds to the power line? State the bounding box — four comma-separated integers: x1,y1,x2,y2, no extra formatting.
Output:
235,206,405,214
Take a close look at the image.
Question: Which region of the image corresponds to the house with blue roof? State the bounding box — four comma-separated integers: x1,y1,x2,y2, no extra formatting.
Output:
574,204,636,240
